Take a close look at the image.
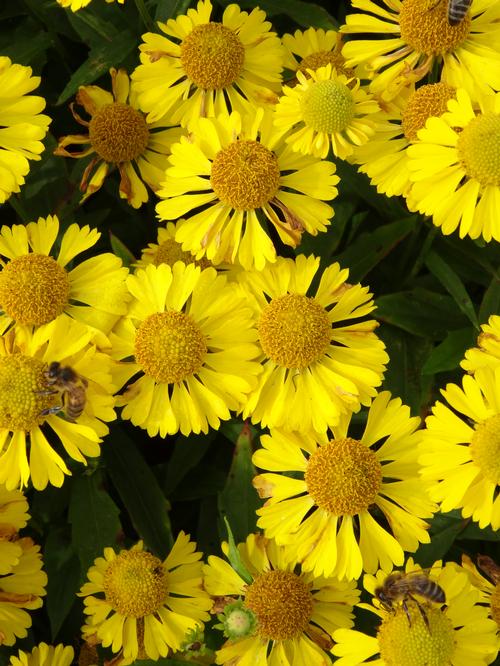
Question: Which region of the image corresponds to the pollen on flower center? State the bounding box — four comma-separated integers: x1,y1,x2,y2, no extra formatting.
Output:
470,415,500,484
457,113,500,187
258,293,331,369
300,79,355,133
103,550,168,618
299,51,354,79
402,82,455,141
0,354,59,431
399,0,471,55
377,602,455,666
89,102,149,163
134,311,207,384
305,438,382,515
210,140,281,210
489,584,500,628
0,254,70,326
180,23,245,90
154,239,211,269
244,570,313,640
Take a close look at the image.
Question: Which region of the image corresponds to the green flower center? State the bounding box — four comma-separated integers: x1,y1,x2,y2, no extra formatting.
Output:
0,254,69,326
399,0,471,56
154,238,211,269
470,414,500,484
89,102,149,163
244,570,313,640
258,293,331,369
378,602,455,666
305,438,382,515
180,23,245,90
300,79,355,133
457,113,500,187
402,82,455,141
210,140,281,210
103,550,168,618
134,311,207,384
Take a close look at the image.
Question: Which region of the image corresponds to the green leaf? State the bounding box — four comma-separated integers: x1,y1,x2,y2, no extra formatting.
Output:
223,517,252,584
414,511,468,568
459,520,500,541
424,250,479,329
479,275,500,323
109,232,136,269
422,328,475,375
103,426,173,558
217,0,337,28
164,432,215,495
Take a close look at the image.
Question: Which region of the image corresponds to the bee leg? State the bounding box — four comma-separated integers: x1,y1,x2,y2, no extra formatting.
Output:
35,389,59,396
40,404,64,416
409,595,430,632
402,599,412,627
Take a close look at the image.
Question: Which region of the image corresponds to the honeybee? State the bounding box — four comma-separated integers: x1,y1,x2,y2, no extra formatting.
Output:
430,0,473,25
477,555,500,585
40,361,88,421
375,570,446,628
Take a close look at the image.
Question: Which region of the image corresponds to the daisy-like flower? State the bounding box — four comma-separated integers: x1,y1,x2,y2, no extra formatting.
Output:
274,64,379,160
131,0,283,127
0,537,47,646
0,57,51,204
253,391,435,581
239,254,387,432
156,109,338,271
462,315,500,373
135,222,212,271
420,365,500,530
332,559,499,666
354,82,456,198
0,316,116,490
79,533,212,663
111,262,261,437
204,533,360,665
0,215,129,340
9,643,74,666
340,0,500,101
55,68,183,208
0,486,29,574
407,89,500,242
282,27,356,81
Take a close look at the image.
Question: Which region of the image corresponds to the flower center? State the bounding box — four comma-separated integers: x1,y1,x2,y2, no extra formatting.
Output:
244,570,313,641
299,51,354,79
378,602,455,666
0,355,59,431
103,550,168,618
134,311,207,384
456,113,500,187
305,438,382,515
154,238,211,269
490,584,500,628
399,0,471,55
180,23,245,90
210,140,281,210
469,415,500,484
300,79,355,133
402,82,455,141
0,254,70,326
89,102,149,163
258,293,331,369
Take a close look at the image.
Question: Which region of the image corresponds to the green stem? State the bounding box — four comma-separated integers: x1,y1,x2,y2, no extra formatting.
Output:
134,0,156,32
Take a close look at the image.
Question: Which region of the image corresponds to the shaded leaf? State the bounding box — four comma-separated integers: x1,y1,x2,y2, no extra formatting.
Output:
164,432,215,495
110,232,136,269
218,0,337,28
422,328,475,375
479,275,500,323
459,520,500,542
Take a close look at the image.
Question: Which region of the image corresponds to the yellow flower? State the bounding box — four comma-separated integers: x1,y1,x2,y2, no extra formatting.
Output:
420,366,500,530
0,485,29,574
79,534,212,663
332,559,499,666
111,263,261,437
135,223,212,271
131,0,283,127
204,533,360,665
462,315,500,373
274,64,379,160
239,255,387,432
0,214,129,340
407,89,500,242
0,316,116,490
0,537,47,646
0,57,50,204
9,643,74,666
341,0,500,101
55,68,183,208
156,109,338,270
282,26,356,79
253,392,435,580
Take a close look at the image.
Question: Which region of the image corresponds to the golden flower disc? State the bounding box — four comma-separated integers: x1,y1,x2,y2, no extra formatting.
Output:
0,354,59,431
89,102,149,163
258,293,331,369
457,113,500,187
305,437,382,515
210,140,281,210
180,23,245,90
402,82,455,141
377,601,454,666
154,238,211,269
470,415,500,484
103,550,168,618
299,52,354,79
300,79,355,133
399,0,471,56
490,584,500,628
244,570,313,640
0,254,70,326
134,311,207,384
